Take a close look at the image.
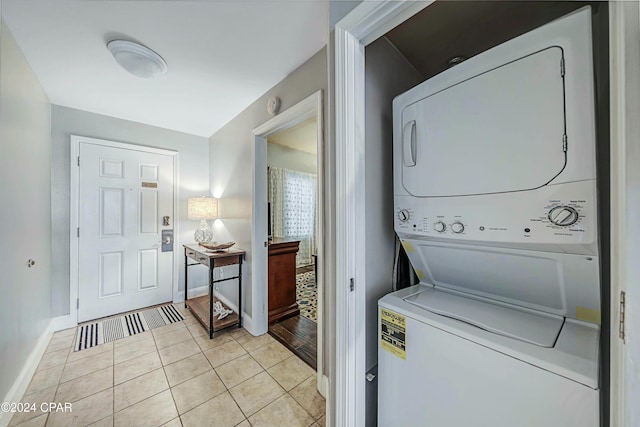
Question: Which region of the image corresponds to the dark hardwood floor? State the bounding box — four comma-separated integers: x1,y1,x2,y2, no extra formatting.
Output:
269,315,317,370
296,264,314,274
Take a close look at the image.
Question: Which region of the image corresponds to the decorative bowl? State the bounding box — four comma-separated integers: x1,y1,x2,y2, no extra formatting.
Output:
199,241,236,251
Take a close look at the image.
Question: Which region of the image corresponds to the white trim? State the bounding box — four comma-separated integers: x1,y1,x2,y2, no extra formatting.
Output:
334,25,362,427
609,3,626,424
333,2,430,426
251,91,325,393
315,91,328,399
250,133,269,337
69,135,179,325
338,1,433,46
216,293,238,317
609,2,640,426
50,315,77,332
0,320,55,427
178,284,209,300
239,312,254,336
176,285,256,335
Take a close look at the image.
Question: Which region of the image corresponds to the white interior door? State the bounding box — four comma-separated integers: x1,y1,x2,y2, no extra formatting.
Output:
78,142,174,322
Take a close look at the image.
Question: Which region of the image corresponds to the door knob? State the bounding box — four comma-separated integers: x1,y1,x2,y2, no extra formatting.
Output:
163,236,172,244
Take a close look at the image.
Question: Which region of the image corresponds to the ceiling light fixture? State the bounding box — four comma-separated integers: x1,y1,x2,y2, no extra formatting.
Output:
107,40,167,78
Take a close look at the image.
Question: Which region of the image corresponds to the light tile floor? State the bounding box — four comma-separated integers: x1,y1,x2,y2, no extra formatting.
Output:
10,305,325,427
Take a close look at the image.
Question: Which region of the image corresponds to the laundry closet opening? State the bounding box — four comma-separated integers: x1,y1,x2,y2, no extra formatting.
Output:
361,1,610,425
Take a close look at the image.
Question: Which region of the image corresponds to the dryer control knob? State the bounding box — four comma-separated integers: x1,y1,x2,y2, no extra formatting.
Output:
548,206,579,227
451,222,465,234
398,209,410,223
434,221,446,233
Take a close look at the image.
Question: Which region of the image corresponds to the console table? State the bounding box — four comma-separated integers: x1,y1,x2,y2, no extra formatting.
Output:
268,238,300,324
184,244,245,338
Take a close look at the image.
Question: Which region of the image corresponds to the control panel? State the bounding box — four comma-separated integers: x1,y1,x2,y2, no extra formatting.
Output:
394,180,597,251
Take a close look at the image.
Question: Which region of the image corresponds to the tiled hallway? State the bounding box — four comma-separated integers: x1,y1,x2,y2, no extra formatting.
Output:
10,305,325,427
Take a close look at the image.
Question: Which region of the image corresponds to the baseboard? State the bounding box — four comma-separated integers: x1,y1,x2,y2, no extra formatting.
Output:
0,319,55,427
174,285,207,303
50,314,77,332
214,292,239,315
323,374,332,427
212,293,258,336
177,286,257,336
241,312,255,334
318,374,330,399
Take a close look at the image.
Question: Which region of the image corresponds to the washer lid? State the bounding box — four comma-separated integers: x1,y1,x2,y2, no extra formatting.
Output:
404,287,564,347
400,46,566,197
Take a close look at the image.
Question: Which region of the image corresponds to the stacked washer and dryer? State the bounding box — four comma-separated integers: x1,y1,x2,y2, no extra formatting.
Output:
379,7,601,427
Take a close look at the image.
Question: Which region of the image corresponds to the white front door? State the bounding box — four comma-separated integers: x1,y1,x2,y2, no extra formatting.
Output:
78,142,174,322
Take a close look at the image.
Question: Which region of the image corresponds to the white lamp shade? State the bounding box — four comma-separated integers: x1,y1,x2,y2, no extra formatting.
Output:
188,197,218,220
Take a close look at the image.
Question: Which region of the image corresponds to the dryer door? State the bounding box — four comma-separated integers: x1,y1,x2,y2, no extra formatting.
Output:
401,47,566,197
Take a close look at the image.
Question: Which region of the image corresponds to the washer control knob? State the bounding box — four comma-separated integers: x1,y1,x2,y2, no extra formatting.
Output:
451,222,465,234
548,206,579,227
434,221,446,233
398,209,410,223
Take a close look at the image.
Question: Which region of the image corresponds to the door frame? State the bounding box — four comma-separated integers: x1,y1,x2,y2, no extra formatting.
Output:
333,2,432,425
69,135,179,325
609,2,640,426
334,1,633,426
250,90,328,397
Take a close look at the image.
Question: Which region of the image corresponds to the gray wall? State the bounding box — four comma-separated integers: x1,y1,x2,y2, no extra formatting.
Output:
209,46,327,357
51,106,210,316
267,143,317,174
0,21,52,400
330,1,362,28
363,37,422,426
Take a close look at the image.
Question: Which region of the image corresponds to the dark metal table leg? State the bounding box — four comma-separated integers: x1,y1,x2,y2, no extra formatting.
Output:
209,259,214,339
184,249,189,308
238,256,243,328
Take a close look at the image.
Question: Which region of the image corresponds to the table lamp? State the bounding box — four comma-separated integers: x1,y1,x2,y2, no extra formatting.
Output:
187,197,218,244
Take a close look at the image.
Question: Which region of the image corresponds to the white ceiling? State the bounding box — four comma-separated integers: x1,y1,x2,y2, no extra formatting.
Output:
268,116,317,154
2,0,328,137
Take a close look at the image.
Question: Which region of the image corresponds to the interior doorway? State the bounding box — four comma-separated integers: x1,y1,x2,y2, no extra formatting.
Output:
265,117,319,369
251,91,327,396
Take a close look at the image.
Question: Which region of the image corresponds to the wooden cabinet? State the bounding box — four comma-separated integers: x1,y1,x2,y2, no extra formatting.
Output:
268,238,300,324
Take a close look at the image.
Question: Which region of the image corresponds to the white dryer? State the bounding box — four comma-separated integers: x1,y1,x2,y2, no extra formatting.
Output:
379,7,600,427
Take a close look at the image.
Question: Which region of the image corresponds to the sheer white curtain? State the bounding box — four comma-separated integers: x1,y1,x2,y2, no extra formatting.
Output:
268,166,317,266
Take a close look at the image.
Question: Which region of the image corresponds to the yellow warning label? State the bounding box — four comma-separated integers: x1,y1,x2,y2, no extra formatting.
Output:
576,306,601,324
402,241,415,253
380,308,406,360
415,269,425,280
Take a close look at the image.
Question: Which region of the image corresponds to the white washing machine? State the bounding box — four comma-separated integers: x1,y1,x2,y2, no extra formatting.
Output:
379,7,600,427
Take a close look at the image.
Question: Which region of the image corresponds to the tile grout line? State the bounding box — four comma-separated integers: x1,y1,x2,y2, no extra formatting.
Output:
212,333,251,426
148,324,179,427
162,318,197,425
48,328,77,427
39,332,78,426
19,327,77,427
112,332,115,426
224,351,314,424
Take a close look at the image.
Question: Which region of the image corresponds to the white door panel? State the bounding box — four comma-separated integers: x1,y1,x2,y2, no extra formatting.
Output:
78,143,174,322
401,47,566,197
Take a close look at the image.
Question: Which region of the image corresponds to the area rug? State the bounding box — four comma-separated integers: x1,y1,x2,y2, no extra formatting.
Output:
75,304,184,351
296,271,317,322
